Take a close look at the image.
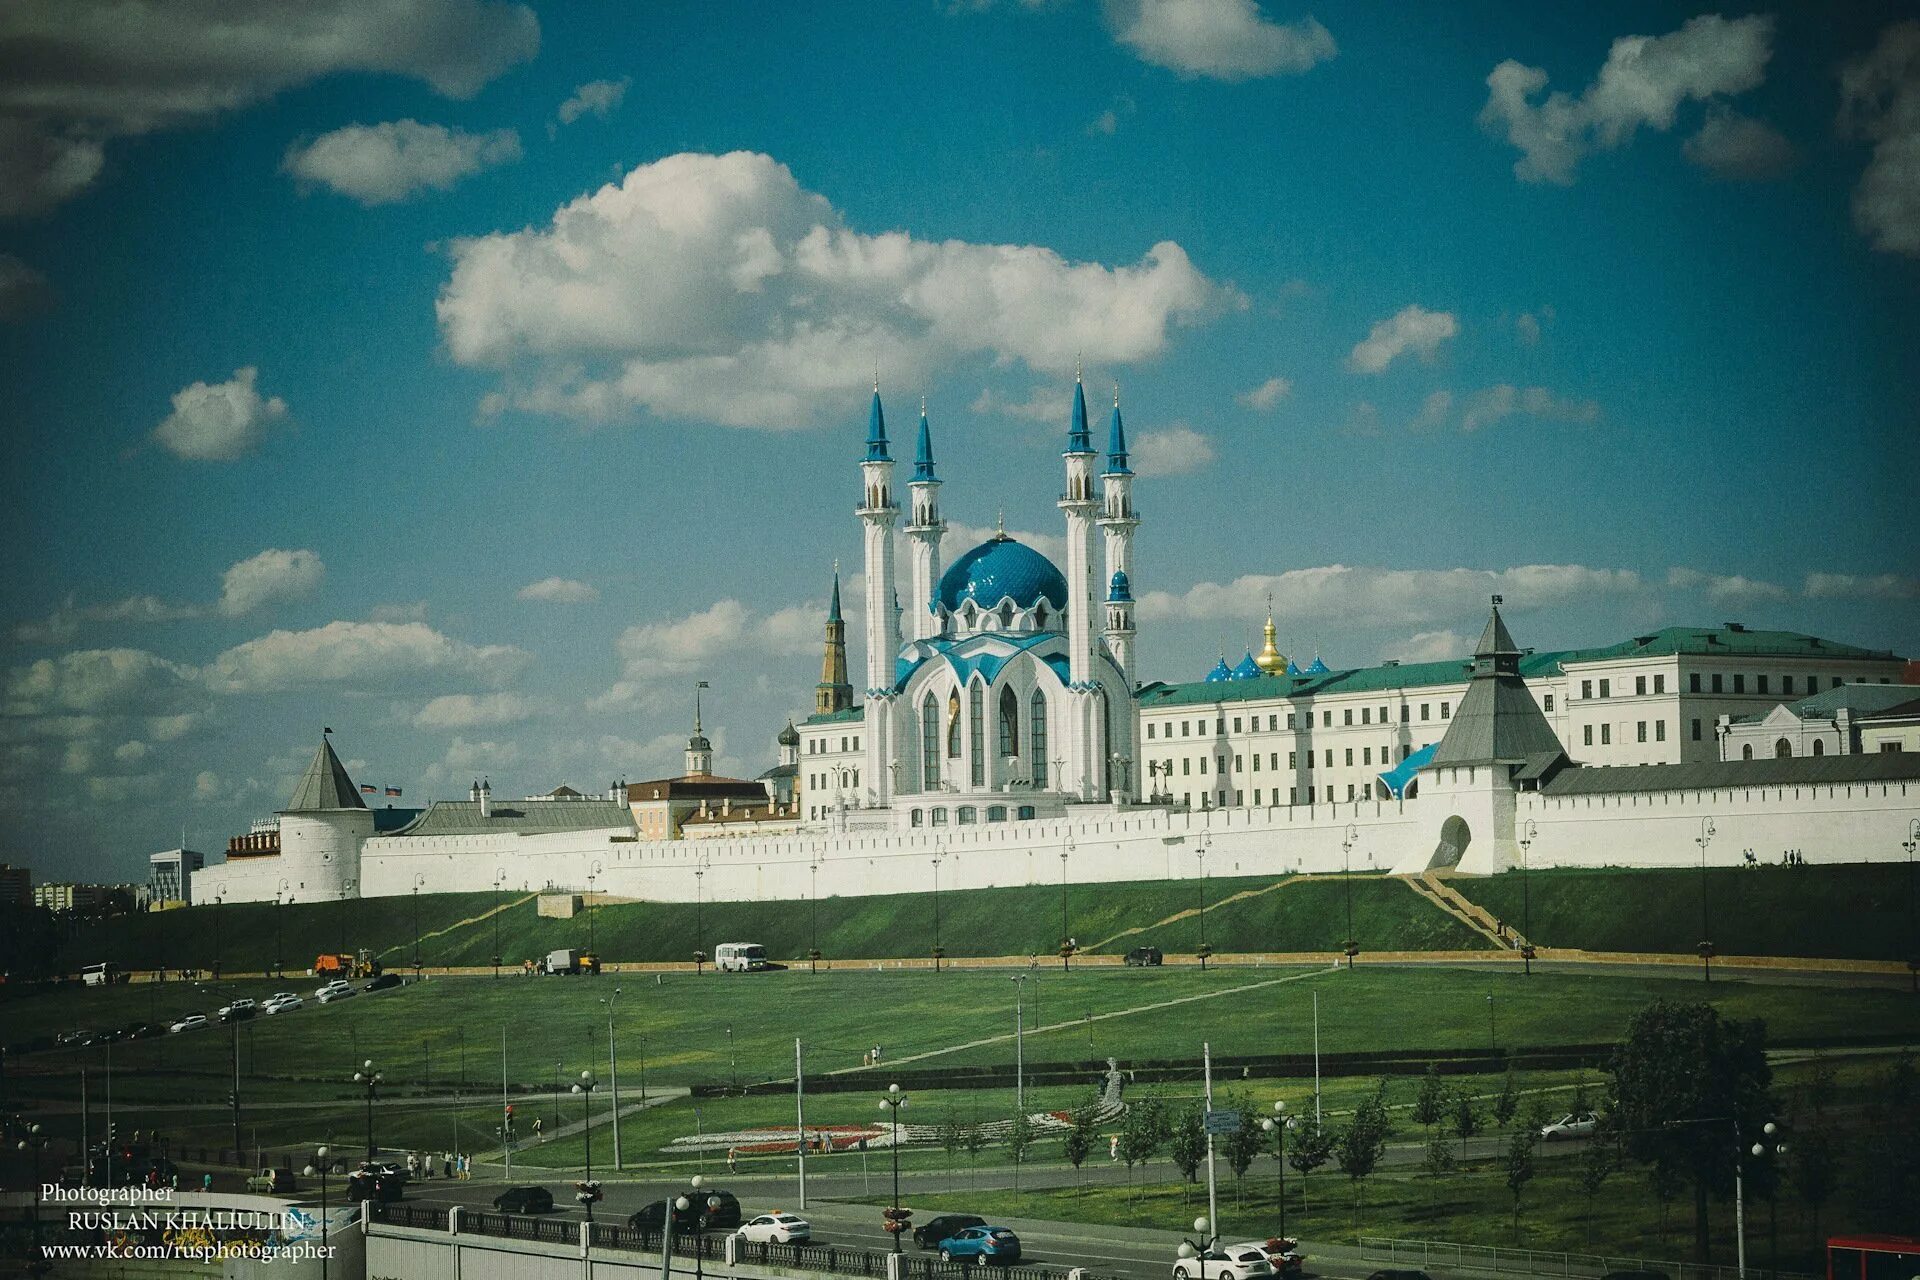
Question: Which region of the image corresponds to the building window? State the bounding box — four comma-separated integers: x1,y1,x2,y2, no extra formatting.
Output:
1270,752,1279,769
921,694,940,788
957,805,977,825
1323,711,1332,727
1326,785,1334,803
1421,703,1430,721
1324,749,1333,767
1200,757,1209,775
1233,717,1242,733
1362,747,1372,765
1545,694,1555,712
1234,790,1243,806
1344,709,1354,726
1182,758,1191,775
1401,705,1411,723
1757,674,1769,694
1654,674,1666,694
1269,716,1279,731
1017,805,1036,819
1636,676,1647,696
1344,748,1354,766
1216,718,1225,734
1692,718,1702,741
969,685,985,786
1600,679,1611,698
1600,724,1611,745
1774,738,1792,758
1288,751,1297,769
1030,690,1049,787
910,809,924,827
1734,674,1746,694
998,686,1019,758
1287,713,1297,730
1363,782,1372,800
1655,720,1666,742
1216,790,1225,807
1581,680,1592,699
1181,720,1190,737
1742,744,1754,760
1831,677,1842,689
1346,784,1356,801
1583,725,1594,747
987,805,1007,821
1712,673,1724,693
1147,723,1157,740
1361,707,1371,725
1881,742,1903,753
1379,706,1388,723
1251,753,1261,771
1782,675,1794,695
1637,721,1647,743
1254,789,1262,805
1440,702,1451,719
1812,739,1825,756
946,690,962,757
1690,673,1702,693
931,808,948,826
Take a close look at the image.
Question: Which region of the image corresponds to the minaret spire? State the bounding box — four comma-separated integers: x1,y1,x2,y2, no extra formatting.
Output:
857,386,900,808
816,566,853,714
905,398,947,641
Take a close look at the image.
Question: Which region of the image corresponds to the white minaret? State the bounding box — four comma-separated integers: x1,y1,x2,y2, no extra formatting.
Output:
1098,385,1139,690
904,399,946,642
859,383,899,808
1058,374,1102,799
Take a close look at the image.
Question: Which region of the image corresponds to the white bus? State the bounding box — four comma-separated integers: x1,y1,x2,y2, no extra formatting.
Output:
714,943,769,973
80,963,115,987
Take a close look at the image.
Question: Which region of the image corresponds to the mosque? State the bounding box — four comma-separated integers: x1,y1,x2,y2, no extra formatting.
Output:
191,381,1920,912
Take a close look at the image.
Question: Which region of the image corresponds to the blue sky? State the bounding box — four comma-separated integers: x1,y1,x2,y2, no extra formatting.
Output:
2,0,1916,881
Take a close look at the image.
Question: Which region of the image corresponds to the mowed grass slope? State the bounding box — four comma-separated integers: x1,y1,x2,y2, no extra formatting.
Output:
1451,863,1916,959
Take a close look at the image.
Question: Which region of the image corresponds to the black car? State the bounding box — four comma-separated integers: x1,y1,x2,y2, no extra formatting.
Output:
914,1213,987,1250
363,973,403,992
493,1185,554,1214
346,1165,408,1203
630,1189,742,1233
219,1006,255,1023
1124,946,1164,967
629,1200,697,1234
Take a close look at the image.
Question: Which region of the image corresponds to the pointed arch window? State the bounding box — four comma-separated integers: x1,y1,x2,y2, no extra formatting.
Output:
970,682,986,787
1034,603,1048,630
1030,689,1049,786
922,692,941,788
999,602,1014,629
946,690,962,758
999,686,1019,757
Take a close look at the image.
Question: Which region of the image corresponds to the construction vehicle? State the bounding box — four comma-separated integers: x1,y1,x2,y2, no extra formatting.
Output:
314,948,382,979
541,948,600,976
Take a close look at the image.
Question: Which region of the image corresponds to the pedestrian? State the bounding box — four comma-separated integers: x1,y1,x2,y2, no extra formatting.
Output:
872,1043,882,1065
727,1147,739,1174
533,1116,544,1142
406,1152,418,1179
202,1172,213,1193
1109,1134,1119,1161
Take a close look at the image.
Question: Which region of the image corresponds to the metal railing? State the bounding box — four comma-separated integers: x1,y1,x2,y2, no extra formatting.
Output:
1360,1236,1815,1280
370,1202,448,1232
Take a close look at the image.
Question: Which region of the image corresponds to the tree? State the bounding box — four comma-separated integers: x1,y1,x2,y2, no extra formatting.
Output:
939,1118,963,1180
1854,1052,1920,1235
1287,1121,1333,1216
960,1124,988,1190
1117,1106,1153,1201
1335,1088,1391,1220
1452,1092,1481,1160
1168,1107,1207,1203
1063,1100,1097,1182
1006,1109,1034,1191
1569,1072,1593,1114
1607,999,1773,1263
1575,1130,1615,1246
1493,1069,1519,1129
1412,1065,1447,1139
1504,1125,1537,1239
1421,1131,1455,1212
1223,1107,1263,1204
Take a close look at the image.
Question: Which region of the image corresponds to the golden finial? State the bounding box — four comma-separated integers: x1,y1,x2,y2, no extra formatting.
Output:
996,507,1006,537
1255,591,1288,675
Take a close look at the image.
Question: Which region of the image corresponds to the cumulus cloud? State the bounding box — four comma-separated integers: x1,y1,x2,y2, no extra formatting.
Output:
284,119,521,204
0,0,539,216
13,594,201,645
1803,571,1920,601
594,597,837,711
1840,22,1920,258
1103,0,1335,80
1129,424,1216,476
206,620,530,693
1392,630,1469,664
1411,388,1453,430
944,521,1067,566
193,769,221,801
1346,305,1458,374
4,647,203,716
556,77,631,126
971,383,1072,424
1458,384,1599,433
0,253,53,320
1480,14,1774,185
413,691,539,729
1665,566,1790,604
1236,376,1292,411
218,548,324,617
151,367,289,461
1138,563,1643,626
1684,106,1797,180
517,576,599,603
436,151,1237,430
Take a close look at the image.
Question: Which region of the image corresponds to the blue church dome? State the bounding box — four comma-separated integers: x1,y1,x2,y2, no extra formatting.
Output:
1205,656,1233,682
936,536,1069,614
1230,651,1262,680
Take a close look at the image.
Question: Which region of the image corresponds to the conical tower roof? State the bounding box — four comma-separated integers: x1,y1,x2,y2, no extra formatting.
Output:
1429,598,1564,767
285,734,367,812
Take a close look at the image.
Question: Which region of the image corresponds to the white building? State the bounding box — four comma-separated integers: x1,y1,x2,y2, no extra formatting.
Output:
147,847,204,906
1718,683,1920,760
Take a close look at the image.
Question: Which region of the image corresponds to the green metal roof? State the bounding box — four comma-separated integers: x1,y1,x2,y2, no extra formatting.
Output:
1732,682,1920,725
1137,625,1902,711
389,799,634,837
1539,752,1920,796
802,706,865,726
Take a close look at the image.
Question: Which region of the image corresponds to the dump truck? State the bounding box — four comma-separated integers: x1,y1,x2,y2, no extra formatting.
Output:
314,949,381,979
541,948,600,975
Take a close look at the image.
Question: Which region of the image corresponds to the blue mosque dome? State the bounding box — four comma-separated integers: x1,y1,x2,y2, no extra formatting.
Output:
936,535,1069,614
1108,569,1133,602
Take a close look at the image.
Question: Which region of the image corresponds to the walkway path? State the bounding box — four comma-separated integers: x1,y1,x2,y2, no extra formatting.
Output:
1406,873,1514,950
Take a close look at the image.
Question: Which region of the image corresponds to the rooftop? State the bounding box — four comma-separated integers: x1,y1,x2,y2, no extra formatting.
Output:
1732,682,1920,725
284,736,366,812
1538,752,1920,797
390,798,633,837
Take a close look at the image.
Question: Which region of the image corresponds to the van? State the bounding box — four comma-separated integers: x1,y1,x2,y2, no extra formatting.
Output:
714,943,768,973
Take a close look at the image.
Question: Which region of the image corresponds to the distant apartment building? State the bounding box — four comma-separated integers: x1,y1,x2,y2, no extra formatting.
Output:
148,848,206,906
0,863,30,907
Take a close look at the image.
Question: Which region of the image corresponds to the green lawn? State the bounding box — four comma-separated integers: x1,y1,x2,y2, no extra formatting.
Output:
1451,864,1918,960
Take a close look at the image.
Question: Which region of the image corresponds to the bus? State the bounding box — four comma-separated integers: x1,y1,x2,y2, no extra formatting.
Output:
80,963,115,987
714,943,769,973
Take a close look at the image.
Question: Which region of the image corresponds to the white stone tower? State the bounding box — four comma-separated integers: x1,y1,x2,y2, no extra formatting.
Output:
685,681,714,777
859,384,899,808
275,731,374,902
1098,386,1139,690
1058,375,1104,800
903,399,946,642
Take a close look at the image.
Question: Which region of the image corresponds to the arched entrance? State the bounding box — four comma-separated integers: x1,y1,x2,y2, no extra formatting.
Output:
1775,738,1792,758
1432,815,1471,869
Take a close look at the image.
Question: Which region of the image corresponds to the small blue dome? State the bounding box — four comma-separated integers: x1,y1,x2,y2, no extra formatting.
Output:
1108,570,1133,603
1205,657,1233,682
936,536,1069,614
1302,655,1330,675
1230,651,1261,680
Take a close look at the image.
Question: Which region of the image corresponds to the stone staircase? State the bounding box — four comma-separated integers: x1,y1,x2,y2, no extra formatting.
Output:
1403,872,1519,951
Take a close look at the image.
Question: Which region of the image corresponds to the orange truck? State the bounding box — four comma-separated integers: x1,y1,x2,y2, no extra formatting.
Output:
314,949,381,978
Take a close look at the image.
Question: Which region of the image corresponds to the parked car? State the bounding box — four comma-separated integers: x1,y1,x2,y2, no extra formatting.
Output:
628,1200,698,1233
121,1022,161,1040
263,993,303,1014
696,1190,742,1229
939,1226,1022,1265
737,1212,811,1244
363,973,403,993
493,1185,554,1214
217,998,257,1020
1174,1244,1274,1280
315,980,355,1004
1125,946,1165,967
1260,1237,1306,1277
915,1214,987,1250
346,1164,407,1203
1539,1112,1599,1141
55,1030,90,1047
168,1014,207,1034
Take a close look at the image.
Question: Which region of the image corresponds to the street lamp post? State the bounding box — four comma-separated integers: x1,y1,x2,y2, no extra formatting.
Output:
1341,825,1359,968
587,861,604,964
1736,1119,1787,1280
671,1177,719,1280
727,1024,737,1092
1260,1101,1293,1238
570,1070,601,1218
1196,834,1211,970
1060,841,1073,972
1486,994,1497,1057
353,1060,382,1161
411,875,427,975
1904,819,1919,993
302,1145,331,1280
212,885,227,978
808,857,822,973
1517,820,1538,975
601,988,623,1170
338,880,356,956
1177,1216,1218,1280
275,879,291,977
1009,974,1028,1111
879,1084,909,1253
491,871,506,979
1696,818,1717,982
16,1123,47,1254
931,846,945,972
694,859,708,973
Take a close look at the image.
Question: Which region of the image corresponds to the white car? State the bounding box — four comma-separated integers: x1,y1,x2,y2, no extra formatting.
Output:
169,1014,208,1034
315,980,355,1004
1174,1244,1274,1280
737,1213,811,1244
217,998,257,1019
263,993,303,1014
1539,1112,1599,1141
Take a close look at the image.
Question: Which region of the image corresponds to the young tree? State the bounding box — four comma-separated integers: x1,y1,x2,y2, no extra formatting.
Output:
1224,1107,1263,1204
1006,1109,1034,1192
1288,1121,1333,1216
1452,1092,1481,1160
1335,1090,1391,1220
1504,1125,1537,1239
1063,1101,1096,1183
1569,1071,1593,1114
960,1123,988,1190
1493,1069,1519,1129
939,1119,963,1181
1168,1106,1207,1204
1117,1106,1152,1201
1421,1131,1456,1212
1575,1130,1615,1246
1412,1065,1447,1139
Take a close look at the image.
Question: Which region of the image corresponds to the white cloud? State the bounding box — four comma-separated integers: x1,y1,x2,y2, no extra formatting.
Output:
1392,630,1468,664
218,548,324,617
1412,388,1453,430
113,739,149,764
1347,305,1458,374
413,691,539,729
436,151,1237,430
1665,566,1790,605
0,0,539,216
1236,376,1292,411
944,521,1067,566
206,620,530,693
1138,563,1643,626
13,593,201,644
193,770,221,801
971,383,1070,424
284,119,521,204
1803,571,1920,601
1090,109,1120,136
4,647,203,716
595,598,828,710
517,576,599,604
556,77,631,126
1683,106,1797,180
1514,313,1541,346
1103,0,1335,81
152,366,288,461
1129,424,1216,476
1459,384,1599,433
0,253,52,320
1480,14,1774,185
1840,22,1920,258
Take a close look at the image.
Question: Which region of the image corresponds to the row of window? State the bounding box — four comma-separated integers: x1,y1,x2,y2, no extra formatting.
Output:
1146,701,1452,740
1581,673,1863,699
1580,721,1669,747
1171,781,1408,809
805,769,861,791
806,735,861,755
920,687,1050,790
1150,741,1424,779
908,804,1040,827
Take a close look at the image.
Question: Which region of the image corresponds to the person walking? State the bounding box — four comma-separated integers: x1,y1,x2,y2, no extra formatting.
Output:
533,1116,544,1142
727,1147,739,1174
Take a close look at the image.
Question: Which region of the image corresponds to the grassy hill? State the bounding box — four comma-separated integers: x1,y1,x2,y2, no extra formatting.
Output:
1450,863,1916,960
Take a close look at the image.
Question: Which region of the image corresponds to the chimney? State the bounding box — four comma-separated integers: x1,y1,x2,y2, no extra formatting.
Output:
479,778,492,819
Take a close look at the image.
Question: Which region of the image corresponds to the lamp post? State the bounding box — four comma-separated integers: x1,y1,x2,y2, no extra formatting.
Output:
1341,825,1359,968
808,857,822,973
1196,834,1211,970
570,1070,600,1218
586,863,600,961
601,988,623,1169
275,879,291,977
491,870,506,979
672,1176,719,1280
353,1060,382,1161
727,1024,737,1092
1059,841,1074,972
1736,1119,1787,1280
1486,994,1497,1057
1110,752,1132,800
1696,817,1717,983
1009,974,1028,1111
301,1145,331,1280
931,846,946,972
411,875,427,975
694,858,708,973
1517,820,1537,975
16,1122,47,1254
338,880,356,956
879,1083,909,1253
1177,1216,1218,1280
1904,819,1918,993
1260,1101,1293,1238
212,885,227,978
